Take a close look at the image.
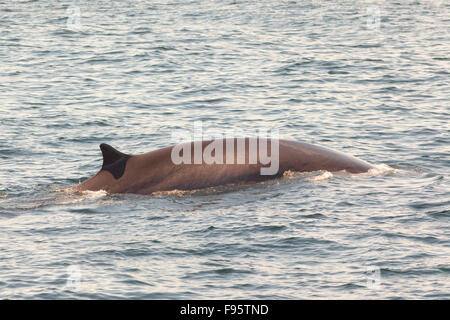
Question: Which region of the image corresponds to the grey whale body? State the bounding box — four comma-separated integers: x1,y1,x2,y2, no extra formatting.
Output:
73,139,373,195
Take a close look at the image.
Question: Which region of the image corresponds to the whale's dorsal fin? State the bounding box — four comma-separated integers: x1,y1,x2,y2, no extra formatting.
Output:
100,143,131,179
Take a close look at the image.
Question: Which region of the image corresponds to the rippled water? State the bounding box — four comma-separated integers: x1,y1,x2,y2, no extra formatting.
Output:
0,0,449,299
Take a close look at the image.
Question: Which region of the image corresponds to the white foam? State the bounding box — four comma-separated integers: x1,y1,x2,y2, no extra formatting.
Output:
282,170,296,178
282,170,334,182
364,164,398,176
282,164,398,183
80,190,108,199
306,171,334,182
51,189,108,205
152,189,195,197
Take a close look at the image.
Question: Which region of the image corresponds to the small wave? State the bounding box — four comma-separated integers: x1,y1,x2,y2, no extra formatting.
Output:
6,189,110,211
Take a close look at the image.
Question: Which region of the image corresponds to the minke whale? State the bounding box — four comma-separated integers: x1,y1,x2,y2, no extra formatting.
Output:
72,138,373,195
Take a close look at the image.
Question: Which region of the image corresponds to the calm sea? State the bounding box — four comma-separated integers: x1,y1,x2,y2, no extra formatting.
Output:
0,0,449,299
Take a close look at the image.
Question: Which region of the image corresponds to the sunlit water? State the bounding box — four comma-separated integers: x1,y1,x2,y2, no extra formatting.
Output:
0,0,449,299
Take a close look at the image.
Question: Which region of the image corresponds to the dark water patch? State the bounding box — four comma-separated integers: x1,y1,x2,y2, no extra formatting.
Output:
52,29,90,37
382,232,442,244
348,43,383,48
119,279,153,287
188,225,217,235
0,209,18,218
0,148,19,158
328,70,350,75
437,266,450,273
69,208,100,214
336,201,356,207
26,226,76,235
335,282,366,290
254,225,287,232
298,213,327,219
188,97,231,104
381,267,444,277
168,242,257,258
409,199,450,210
231,224,287,236
257,237,337,249
90,247,154,258
183,267,253,279
81,120,111,127
423,293,450,299
273,59,315,73
427,209,450,219
146,215,170,221
130,28,153,35
404,252,434,259
83,57,127,65
152,45,177,51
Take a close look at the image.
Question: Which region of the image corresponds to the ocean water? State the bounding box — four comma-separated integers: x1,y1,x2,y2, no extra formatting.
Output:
0,0,449,299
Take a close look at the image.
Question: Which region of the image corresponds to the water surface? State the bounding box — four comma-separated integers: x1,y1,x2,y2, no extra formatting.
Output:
0,0,449,299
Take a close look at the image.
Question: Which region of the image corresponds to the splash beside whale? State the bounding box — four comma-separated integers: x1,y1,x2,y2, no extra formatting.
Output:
71,138,373,195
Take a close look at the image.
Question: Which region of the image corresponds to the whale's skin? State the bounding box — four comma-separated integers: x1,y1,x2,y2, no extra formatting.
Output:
73,139,373,195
